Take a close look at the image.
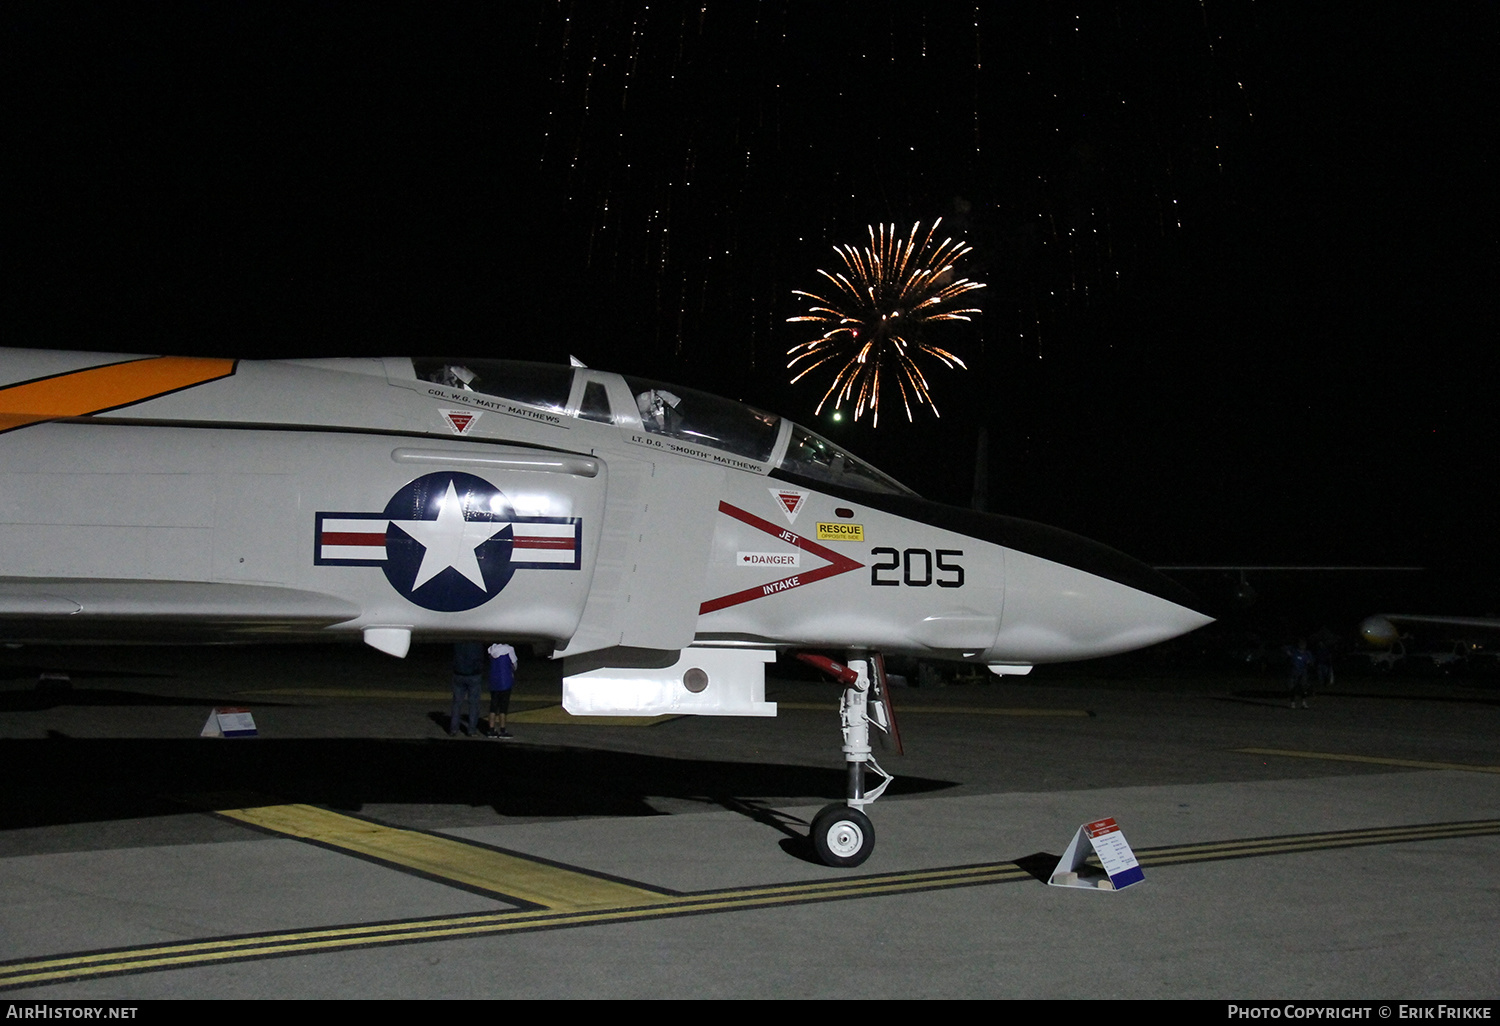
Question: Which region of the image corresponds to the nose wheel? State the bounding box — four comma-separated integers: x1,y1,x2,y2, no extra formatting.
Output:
796,650,898,868
811,803,875,867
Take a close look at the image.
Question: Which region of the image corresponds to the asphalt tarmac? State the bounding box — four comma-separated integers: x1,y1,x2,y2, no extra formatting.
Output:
2,644,1498,999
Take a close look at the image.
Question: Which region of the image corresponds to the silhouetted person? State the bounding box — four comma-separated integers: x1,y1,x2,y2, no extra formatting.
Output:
450,641,486,736
1285,639,1313,709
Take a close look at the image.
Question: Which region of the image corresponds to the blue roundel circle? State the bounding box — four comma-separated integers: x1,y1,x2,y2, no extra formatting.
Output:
381,471,517,612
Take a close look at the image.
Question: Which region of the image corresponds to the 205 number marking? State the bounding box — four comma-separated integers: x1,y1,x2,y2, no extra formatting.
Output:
870,547,964,588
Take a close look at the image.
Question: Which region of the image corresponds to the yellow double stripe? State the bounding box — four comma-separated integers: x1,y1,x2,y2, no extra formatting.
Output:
0,356,236,433
0,861,1031,990
1235,747,1500,774
1138,819,1500,867
778,702,1091,717
4,813,1498,990
235,690,1091,721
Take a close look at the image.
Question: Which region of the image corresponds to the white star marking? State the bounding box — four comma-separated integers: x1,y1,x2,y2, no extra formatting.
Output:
390,481,506,591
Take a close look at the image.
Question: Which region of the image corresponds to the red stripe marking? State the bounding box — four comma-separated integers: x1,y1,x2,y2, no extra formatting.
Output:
321,532,387,547
698,502,864,614
512,537,575,550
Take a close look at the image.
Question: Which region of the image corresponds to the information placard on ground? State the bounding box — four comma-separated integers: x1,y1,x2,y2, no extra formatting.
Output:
1048,817,1144,891
200,707,258,738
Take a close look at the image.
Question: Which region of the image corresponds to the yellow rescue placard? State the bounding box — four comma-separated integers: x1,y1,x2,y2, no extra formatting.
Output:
816,522,865,542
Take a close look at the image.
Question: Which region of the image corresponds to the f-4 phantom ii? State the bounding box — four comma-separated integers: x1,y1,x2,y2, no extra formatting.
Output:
0,349,1211,865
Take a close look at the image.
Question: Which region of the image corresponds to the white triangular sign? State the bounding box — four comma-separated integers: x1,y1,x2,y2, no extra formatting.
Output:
441,409,482,435
1048,817,1144,891
200,707,258,739
769,487,807,524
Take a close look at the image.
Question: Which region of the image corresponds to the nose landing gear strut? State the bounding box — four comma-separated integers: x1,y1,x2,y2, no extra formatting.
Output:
797,651,901,867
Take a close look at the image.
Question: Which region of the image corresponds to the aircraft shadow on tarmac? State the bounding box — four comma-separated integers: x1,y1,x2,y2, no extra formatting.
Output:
0,735,958,832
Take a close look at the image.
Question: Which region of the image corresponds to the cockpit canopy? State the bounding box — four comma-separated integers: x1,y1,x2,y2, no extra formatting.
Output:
411,358,913,496
415,359,573,414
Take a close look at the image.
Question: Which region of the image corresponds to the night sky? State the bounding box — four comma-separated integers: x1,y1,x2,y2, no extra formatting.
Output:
4,3,1496,628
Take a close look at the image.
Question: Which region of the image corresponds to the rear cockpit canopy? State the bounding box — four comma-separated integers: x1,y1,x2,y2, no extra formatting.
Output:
413,358,573,415
409,358,914,496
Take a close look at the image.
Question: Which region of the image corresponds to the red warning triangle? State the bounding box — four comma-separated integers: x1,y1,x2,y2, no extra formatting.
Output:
771,488,807,523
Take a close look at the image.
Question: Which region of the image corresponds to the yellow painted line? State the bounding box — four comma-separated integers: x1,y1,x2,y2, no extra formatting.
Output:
214,804,668,910
691,863,1031,903
1145,821,1500,853
896,705,1090,717
1236,748,1500,774
0,356,236,433
240,688,452,700
0,867,1037,989
777,701,1091,717
1140,821,1500,866
234,690,1079,722
507,704,678,726
3,864,1034,985
233,689,1083,722
5,818,1498,990
239,688,560,705
235,690,675,720
234,690,673,725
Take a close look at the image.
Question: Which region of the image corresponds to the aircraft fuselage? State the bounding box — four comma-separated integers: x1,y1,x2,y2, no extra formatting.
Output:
0,350,1211,716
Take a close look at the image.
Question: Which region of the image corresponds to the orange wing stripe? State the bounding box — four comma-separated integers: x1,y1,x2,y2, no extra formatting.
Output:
0,356,236,433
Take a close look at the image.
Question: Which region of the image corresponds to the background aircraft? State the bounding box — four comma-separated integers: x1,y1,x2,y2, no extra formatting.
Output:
0,348,1211,864
1360,615,1500,647
1359,613,1500,673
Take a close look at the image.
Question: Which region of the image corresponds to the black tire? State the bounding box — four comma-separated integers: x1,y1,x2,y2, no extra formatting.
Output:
811,803,875,867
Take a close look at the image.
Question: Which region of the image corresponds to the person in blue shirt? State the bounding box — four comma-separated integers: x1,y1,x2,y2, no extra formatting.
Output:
485,642,519,739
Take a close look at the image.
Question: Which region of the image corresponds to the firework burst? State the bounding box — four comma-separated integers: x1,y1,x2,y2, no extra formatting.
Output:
787,219,984,425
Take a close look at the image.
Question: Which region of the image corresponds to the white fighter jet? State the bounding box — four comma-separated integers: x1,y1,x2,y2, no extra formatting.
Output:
0,350,1211,865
